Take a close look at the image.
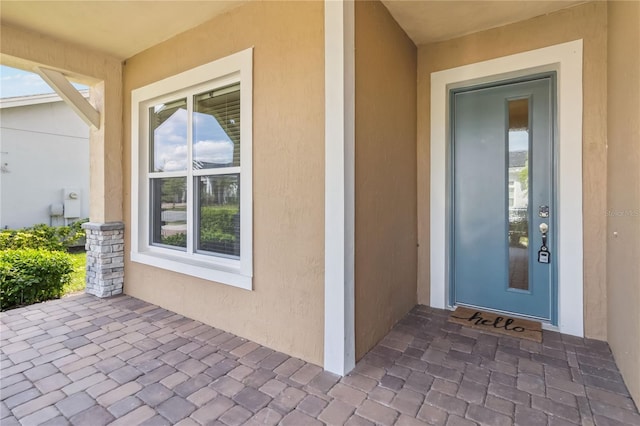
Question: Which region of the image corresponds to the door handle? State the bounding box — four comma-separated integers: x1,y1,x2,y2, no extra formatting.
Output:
539,223,548,247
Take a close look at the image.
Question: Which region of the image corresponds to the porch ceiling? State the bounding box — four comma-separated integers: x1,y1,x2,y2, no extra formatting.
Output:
0,0,586,62
380,0,586,45
0,0,248,60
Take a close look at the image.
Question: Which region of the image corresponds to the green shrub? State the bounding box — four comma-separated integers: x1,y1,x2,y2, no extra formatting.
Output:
161,233,187,247
160,207,238,249
200,206,238,238
0,221,87,252
200,229,236,243
0,249,74,311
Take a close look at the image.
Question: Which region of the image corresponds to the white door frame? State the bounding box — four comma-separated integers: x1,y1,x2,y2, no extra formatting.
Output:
430,40,585,337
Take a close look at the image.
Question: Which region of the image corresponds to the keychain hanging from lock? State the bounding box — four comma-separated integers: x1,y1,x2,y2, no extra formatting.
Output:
538,223,551,264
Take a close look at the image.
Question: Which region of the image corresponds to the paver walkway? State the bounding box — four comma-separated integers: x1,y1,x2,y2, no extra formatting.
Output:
1,294,638,425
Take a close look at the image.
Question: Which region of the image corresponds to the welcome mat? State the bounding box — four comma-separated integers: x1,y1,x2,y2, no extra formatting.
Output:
448,306,543,342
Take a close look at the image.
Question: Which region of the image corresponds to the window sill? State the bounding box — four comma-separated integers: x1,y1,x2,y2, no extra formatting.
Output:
130,251,252,290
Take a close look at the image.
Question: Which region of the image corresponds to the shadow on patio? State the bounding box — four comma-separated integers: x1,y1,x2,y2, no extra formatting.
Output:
1,294,638,425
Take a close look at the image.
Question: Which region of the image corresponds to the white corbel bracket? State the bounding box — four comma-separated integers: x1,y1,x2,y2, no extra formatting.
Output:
35,67,100,129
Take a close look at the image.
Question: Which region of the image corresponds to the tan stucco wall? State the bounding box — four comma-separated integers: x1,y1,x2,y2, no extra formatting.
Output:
417,2,609,340
354,0,418,360
606,1,640,405
123,1,325,365
0,25,123,224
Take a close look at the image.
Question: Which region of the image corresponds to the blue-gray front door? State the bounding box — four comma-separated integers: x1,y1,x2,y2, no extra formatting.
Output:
452,76,555,322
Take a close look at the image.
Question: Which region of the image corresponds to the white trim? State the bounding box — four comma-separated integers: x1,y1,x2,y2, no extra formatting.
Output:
36,67,100,128
130,252,251,290
130,48,253,290
430,40,584,337
324,0,355,375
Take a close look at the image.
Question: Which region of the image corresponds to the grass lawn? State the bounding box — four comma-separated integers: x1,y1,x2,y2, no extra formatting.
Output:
64,251,86,296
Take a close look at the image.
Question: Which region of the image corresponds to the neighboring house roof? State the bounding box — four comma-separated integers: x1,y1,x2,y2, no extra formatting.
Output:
0,90,89,109
509,150,528,168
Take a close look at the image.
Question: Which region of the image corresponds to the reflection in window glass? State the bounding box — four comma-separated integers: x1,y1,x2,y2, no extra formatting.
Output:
197,175,240,257
150,177,187,249
508,98,529,291
193,84,240,169
149,99,188,172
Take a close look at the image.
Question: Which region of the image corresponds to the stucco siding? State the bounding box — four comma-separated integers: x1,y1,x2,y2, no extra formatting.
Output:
354,0,418,360
607,0,640,405
122,1,325,365
417,2,609,340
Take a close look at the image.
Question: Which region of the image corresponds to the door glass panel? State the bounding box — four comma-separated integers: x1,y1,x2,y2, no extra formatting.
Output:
508,99,529,290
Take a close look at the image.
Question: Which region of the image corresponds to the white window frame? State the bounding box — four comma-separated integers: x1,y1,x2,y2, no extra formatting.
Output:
131,48,253,290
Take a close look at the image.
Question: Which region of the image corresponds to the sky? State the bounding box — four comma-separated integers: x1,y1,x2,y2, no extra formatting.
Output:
0,65,87,99
509,130,528,152
154,108,236,171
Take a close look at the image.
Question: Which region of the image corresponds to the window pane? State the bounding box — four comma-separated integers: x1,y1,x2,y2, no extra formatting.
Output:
149,98,188,172
193,84,240,169
151,177,187,249
197,174,240,257
508,98,530,291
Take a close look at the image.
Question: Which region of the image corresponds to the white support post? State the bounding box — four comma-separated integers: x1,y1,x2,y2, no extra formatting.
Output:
324,0,355,376
36,67,100,129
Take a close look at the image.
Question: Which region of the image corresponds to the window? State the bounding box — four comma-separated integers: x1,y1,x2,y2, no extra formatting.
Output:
131,49,252,289
508,181,515,208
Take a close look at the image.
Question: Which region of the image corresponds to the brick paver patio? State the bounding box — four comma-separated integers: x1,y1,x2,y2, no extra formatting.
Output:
1,294,638,425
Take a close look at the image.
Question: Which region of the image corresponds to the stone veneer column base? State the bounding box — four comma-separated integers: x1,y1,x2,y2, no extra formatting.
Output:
82,222,124,298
